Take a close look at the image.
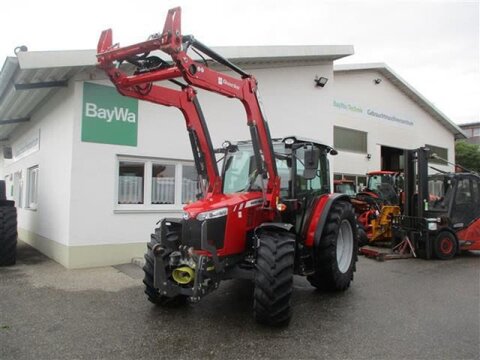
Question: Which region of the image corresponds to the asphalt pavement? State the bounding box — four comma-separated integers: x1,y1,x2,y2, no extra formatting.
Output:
0,241,479,360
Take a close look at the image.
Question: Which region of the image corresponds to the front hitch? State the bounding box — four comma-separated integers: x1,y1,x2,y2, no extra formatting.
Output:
152,218,223,301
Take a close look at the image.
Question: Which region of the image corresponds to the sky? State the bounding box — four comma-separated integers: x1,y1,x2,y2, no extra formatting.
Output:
1,0,478,124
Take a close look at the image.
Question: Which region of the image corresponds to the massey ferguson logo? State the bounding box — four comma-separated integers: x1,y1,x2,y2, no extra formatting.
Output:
217,77,240,90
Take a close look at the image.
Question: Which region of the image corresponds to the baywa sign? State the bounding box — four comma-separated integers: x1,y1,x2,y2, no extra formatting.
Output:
82,82,138,146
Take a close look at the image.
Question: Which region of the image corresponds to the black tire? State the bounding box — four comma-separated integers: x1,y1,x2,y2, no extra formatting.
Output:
307,201,358,291
433,231,457,260
253,231,295,326
0,180,6,201
357,222,368,247
0,205,17,266
142,225,188,306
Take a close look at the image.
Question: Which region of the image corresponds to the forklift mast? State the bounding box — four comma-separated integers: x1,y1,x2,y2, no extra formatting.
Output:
403,147,430,218
97,7,280,209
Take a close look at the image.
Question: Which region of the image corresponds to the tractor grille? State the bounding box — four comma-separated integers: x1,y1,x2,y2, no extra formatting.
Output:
182,217,226,250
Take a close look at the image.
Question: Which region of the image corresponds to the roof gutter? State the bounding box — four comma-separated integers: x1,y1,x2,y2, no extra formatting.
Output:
0,57,18,99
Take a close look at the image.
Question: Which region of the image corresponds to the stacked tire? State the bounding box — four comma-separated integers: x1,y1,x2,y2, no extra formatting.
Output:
0,180,17,266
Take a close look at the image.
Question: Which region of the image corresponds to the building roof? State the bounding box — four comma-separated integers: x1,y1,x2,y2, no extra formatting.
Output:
0,45,353,141
334,63,467,140
458,122,480,129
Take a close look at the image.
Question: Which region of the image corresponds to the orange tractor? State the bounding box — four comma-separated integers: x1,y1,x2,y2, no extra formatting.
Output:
353,171,403,245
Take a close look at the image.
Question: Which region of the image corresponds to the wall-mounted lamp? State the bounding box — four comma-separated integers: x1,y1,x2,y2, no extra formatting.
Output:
14,45,28,55
314,76,328,87
374,78,382,85
366,153,372,160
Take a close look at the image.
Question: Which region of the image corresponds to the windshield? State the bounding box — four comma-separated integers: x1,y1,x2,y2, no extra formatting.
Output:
222,143,290,195
367,174,393,191
223,145,258,194
336,183,356,196
222,142,327,196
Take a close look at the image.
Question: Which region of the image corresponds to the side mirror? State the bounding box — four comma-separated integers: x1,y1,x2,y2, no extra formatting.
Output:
303,147,320,180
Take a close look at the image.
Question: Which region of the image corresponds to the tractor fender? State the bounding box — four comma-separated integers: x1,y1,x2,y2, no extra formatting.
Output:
304,193,351,248
255,222,294,235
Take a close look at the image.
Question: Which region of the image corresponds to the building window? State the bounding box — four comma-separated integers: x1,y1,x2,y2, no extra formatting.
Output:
427,144,448,165
152,164,176,205
26,166,39,209
182,165,198,204
334,173,367,190
118,161,144,204
334,126,367,153
117,157,198,210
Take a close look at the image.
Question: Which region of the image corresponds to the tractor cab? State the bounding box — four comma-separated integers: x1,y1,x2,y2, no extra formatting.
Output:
364,171,404,205
220,136,336,231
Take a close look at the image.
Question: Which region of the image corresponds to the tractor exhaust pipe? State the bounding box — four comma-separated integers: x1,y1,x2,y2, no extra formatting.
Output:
172,266,195,284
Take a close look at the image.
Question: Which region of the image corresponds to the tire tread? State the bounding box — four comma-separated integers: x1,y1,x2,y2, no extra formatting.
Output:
254,231,295,326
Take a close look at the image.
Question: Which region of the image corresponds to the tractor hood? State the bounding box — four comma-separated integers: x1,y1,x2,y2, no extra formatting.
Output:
183,192,264,220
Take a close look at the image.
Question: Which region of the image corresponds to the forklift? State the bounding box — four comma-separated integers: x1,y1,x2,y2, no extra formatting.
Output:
393,147,480,259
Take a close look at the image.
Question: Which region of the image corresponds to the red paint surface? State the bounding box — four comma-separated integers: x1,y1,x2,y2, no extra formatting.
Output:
457,218,480,251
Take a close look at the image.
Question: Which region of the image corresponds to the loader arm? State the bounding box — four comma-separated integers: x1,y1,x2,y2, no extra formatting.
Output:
97,6,280,210
97,58,221,195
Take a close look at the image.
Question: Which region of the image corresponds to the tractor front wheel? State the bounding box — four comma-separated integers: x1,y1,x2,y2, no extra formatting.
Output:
143,225,188,306
254,230,295,326
433,231,457,260
307,201,358,291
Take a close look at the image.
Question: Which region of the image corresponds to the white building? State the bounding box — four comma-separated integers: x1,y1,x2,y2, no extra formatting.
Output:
0,47,465,268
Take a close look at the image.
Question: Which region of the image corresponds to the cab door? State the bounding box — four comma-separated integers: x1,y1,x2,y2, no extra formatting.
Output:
451,176,480,227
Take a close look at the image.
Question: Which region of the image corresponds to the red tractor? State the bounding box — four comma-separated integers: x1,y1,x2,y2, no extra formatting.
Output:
361,171,404,205
97,7,358,326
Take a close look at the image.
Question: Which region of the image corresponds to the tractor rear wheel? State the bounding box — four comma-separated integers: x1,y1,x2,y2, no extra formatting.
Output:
254,230,295,326
143,226,188,306
0,204,17,266
433,231,457,260
0,180,6,201
307,201,358,291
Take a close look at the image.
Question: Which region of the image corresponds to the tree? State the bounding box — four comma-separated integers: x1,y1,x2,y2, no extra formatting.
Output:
455,141,480,172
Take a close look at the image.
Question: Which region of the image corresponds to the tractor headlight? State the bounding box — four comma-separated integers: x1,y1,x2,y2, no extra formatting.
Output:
196,207,228,221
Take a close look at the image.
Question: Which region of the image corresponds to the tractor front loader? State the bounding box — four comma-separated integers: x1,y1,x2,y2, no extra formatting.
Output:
97,7,358,326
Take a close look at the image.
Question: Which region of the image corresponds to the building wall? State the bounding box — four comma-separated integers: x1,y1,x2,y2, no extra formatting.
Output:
2,84,75,265
65,62,334,267
1,63,459,268
332,70,455,178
